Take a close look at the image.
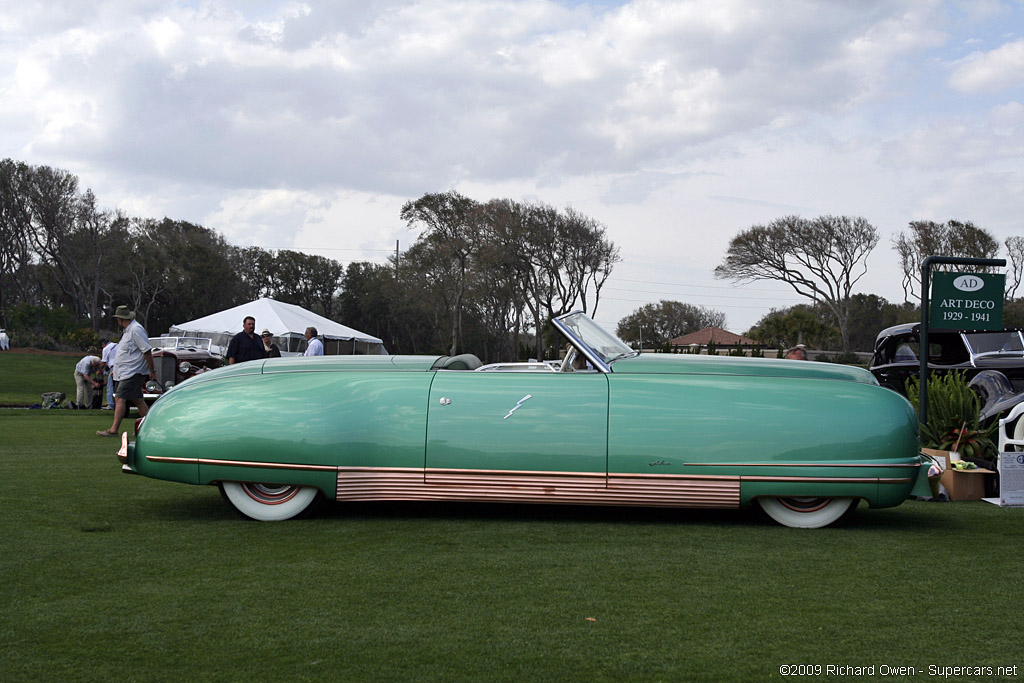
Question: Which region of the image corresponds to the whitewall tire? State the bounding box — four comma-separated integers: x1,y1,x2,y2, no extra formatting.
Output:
220,482,321,521
757,496,857,529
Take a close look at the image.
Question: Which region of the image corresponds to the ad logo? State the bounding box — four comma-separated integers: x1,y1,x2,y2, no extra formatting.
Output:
953,275,985,292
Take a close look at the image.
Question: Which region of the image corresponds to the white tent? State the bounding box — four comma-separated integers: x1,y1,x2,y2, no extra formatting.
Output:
168,298,386,356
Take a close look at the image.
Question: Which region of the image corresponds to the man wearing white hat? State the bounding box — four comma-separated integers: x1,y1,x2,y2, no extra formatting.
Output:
97,306,156,437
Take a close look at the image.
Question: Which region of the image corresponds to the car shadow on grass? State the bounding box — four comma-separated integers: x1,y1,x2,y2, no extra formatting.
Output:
318,499,763,528
319,497,962,531
130,485,959,531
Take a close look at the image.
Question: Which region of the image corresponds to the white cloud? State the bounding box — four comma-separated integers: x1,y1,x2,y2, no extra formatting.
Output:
144,16,185,57
3,0,1024,333
949,37,1024,92
881,101,1024,169
7,0,956,192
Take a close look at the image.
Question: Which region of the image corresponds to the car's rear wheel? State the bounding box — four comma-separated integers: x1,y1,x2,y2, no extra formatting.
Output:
756,496,857,528
220,482,321,521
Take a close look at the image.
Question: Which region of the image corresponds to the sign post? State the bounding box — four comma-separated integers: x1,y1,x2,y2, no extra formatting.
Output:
918,256,1006,425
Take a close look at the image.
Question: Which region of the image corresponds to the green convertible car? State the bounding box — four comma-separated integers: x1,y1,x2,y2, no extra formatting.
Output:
117,312,930,528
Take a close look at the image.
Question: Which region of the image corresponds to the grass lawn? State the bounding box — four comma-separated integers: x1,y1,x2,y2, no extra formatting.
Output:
1,410,1022,681
0,349,85,406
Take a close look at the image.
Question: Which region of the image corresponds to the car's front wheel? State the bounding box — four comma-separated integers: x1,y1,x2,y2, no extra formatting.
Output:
756,496,857,528
220,482,322,521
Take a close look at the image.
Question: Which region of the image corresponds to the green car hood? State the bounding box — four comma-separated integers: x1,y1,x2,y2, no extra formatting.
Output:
172,354,443,389
609,353,878,384
261,355,442,372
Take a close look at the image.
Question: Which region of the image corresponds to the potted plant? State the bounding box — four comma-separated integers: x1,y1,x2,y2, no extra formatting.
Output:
906,371,998,462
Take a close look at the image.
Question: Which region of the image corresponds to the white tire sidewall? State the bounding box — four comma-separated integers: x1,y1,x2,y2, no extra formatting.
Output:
758,496,856,529
221,482,319,521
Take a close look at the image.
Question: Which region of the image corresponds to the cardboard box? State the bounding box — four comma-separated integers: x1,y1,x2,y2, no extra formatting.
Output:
922,448,995,501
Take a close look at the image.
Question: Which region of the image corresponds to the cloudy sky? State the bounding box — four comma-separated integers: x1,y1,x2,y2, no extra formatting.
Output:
2,0,1022,334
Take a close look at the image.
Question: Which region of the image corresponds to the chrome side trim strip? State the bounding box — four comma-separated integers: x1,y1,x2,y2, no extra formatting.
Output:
146,456,338,472
683,462,918,468
740,476,912,484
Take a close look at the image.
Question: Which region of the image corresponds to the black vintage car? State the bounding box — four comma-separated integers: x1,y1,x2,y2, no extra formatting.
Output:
144,337,225,403
870,323,1024,421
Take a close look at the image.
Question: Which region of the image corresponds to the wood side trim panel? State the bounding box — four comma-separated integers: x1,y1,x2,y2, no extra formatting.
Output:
339,467,741,508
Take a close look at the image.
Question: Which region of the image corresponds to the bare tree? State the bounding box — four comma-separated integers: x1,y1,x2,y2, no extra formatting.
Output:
892,220,1000,302
1005,235,1024,300
507,203,620,358
397,194,621,361
559,207,620,316
715,215,878,352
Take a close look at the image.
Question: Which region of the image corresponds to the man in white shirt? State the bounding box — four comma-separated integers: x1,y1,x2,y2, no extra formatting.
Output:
97,306,156,437
100,338,119,409
73,355,102,408
304,327,324,356
0,328,9,350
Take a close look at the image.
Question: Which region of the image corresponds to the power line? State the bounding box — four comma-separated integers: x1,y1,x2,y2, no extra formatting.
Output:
603,285,803,302
600,295,795,310
257,245,804,305
607,276,797,294
264,247,396,253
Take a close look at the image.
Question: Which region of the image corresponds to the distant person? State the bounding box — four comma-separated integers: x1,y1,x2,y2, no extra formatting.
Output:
73,355,102,409
89,359,105,409
97,306,156,437
894,343,916,362
785,346,808,361
226,316,267,364
0,328,8,350
100,337,119,409
261,329,281,358
304,327,324,356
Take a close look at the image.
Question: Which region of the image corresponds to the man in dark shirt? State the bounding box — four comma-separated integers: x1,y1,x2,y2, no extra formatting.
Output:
227,316,268,364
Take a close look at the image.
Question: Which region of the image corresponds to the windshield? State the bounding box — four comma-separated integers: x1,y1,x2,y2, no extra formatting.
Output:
554,312,637,367
964,330,1024,357
149,337,213,351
